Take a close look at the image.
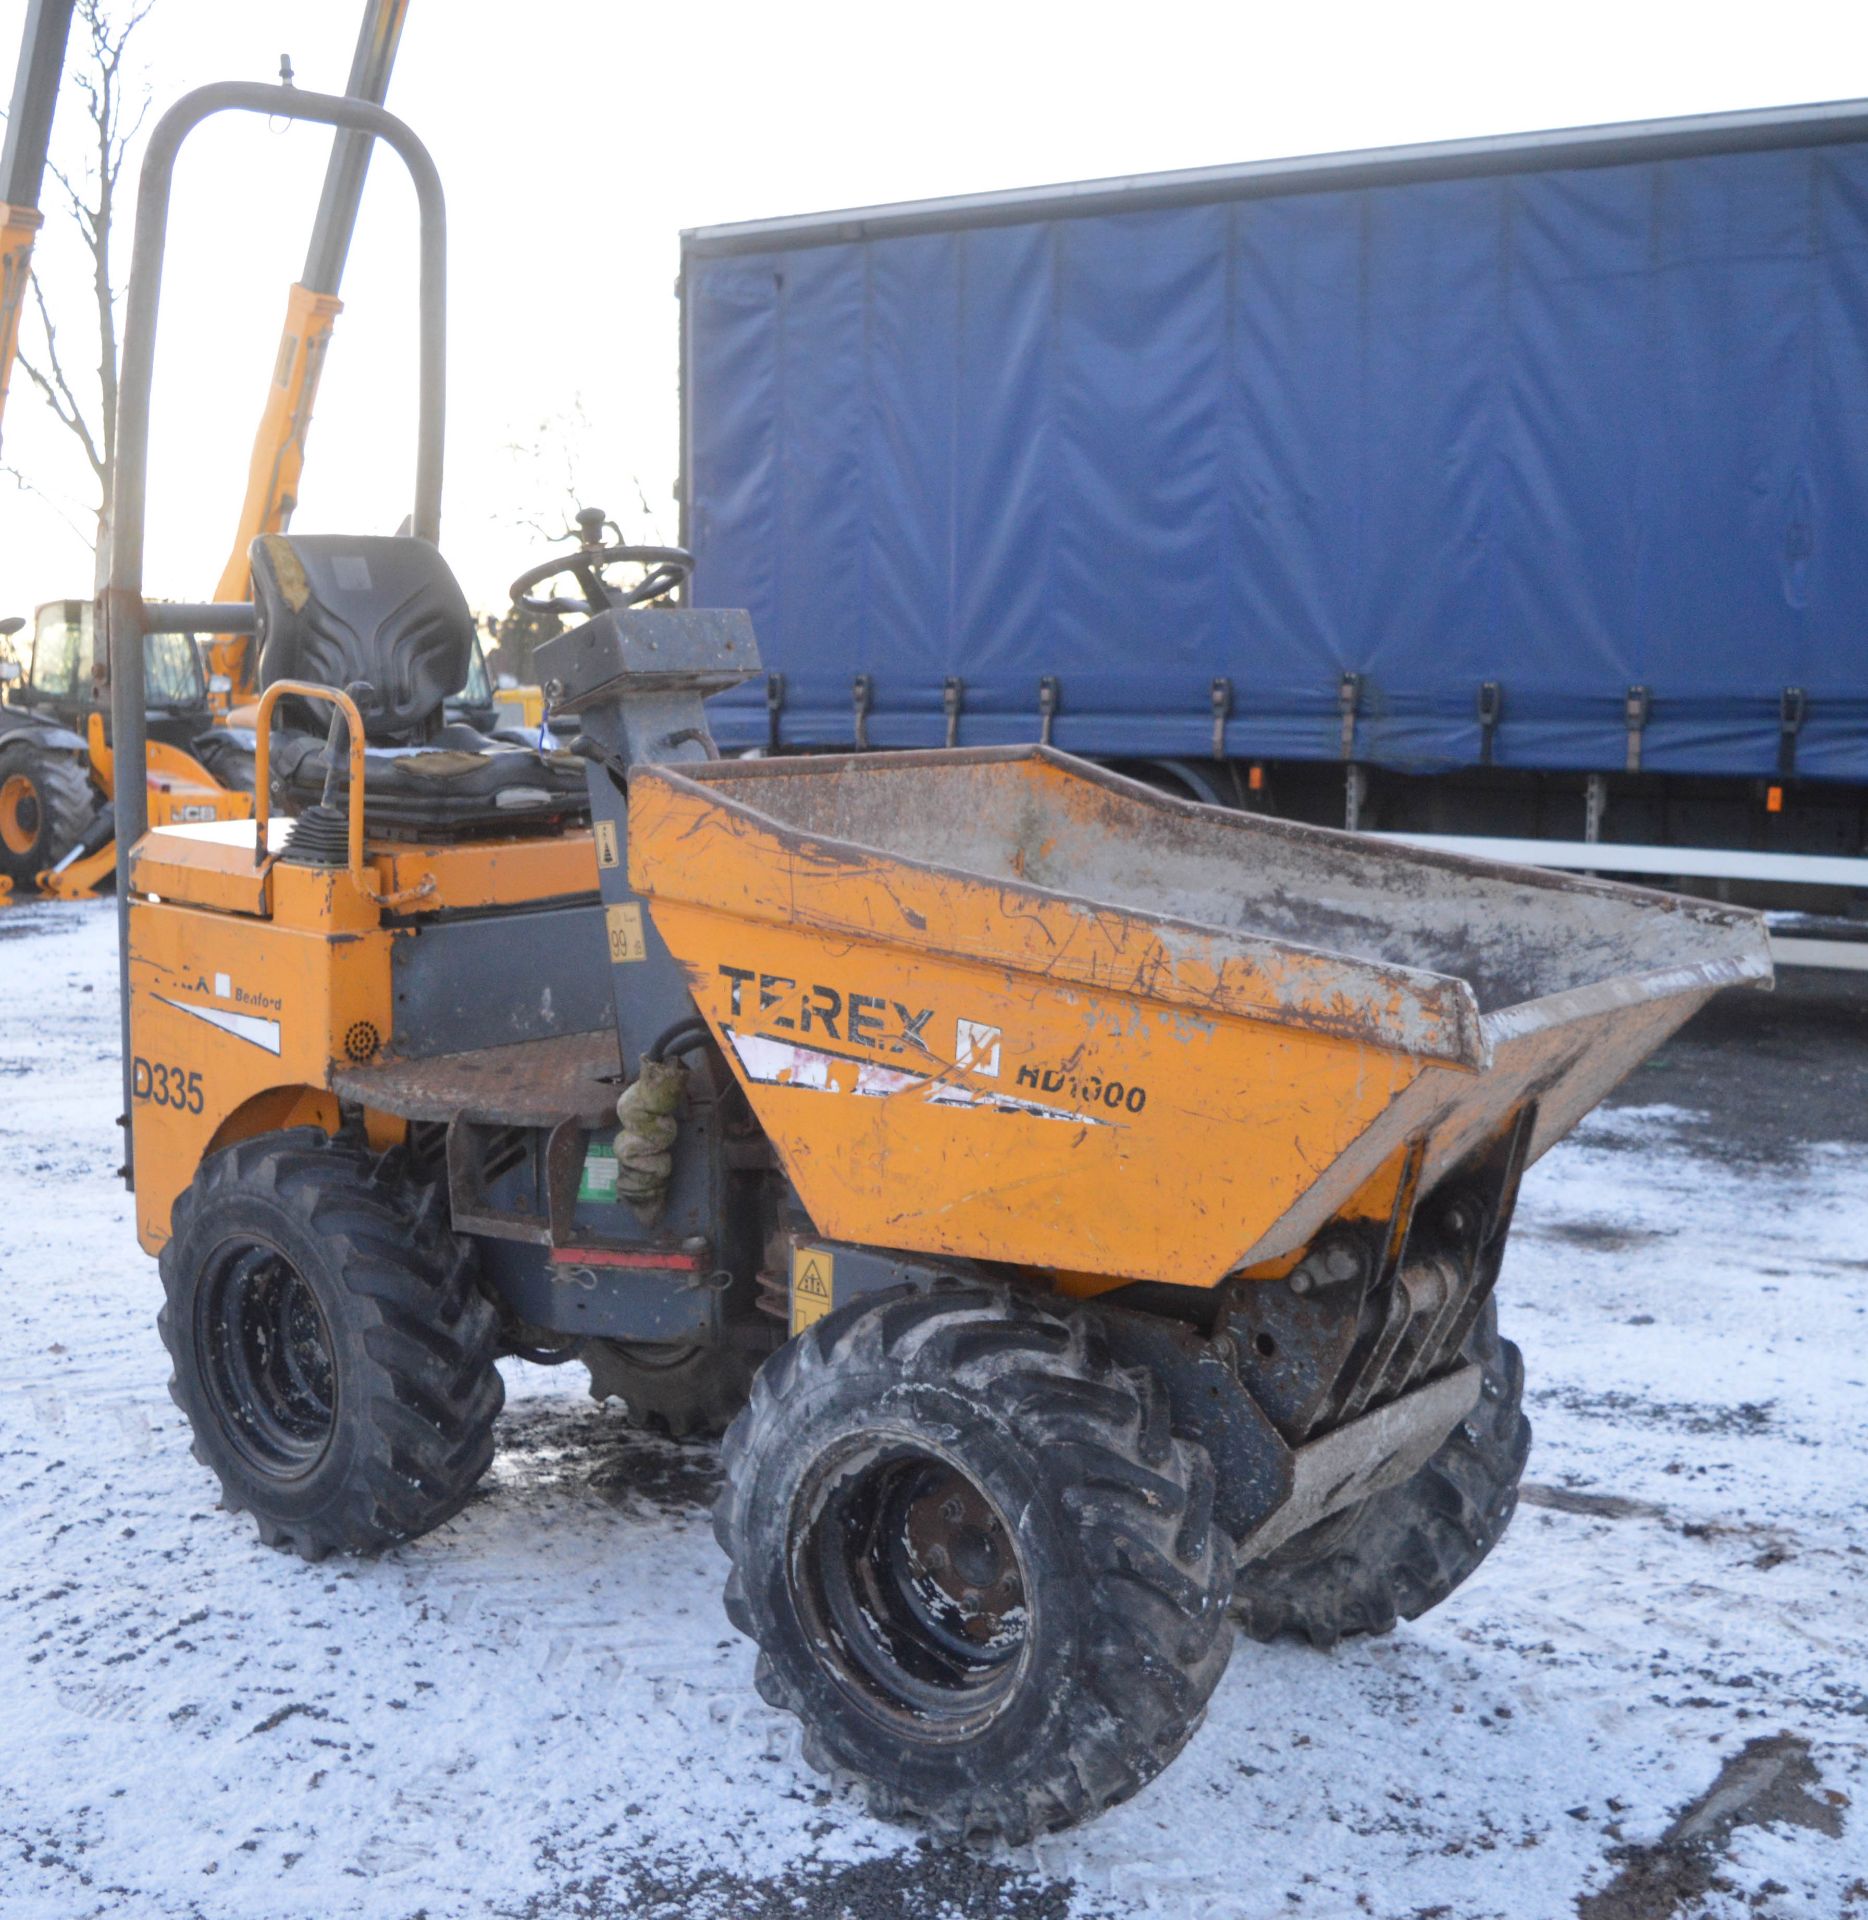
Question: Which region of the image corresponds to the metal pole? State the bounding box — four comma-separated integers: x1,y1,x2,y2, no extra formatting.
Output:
106,81,447,1181
0,0,75,204
0,0,76,455
301,0,410,293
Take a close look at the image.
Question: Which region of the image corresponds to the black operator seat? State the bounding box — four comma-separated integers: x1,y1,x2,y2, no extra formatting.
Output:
250,532,587,836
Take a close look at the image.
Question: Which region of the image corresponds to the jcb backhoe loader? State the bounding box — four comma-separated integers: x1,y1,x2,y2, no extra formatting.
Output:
0,598,251,894
106,80,1772,1843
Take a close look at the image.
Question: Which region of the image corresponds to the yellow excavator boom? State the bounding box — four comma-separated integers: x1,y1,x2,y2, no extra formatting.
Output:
207,0,409,700
203,280,345,689
0,201,45,445
0,0,76,460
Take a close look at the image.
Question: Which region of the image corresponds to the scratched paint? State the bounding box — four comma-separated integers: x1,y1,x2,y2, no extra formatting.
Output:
627,749,1769,1290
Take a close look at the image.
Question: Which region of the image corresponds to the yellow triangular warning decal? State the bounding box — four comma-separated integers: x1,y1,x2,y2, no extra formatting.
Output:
796,1257,830,1298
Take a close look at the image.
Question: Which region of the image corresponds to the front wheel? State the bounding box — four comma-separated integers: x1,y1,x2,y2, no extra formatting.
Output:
0,741,93,888
714,1284,1235,1843
158,1128,505,1561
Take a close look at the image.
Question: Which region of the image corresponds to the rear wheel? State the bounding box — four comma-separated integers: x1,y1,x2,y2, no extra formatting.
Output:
0,742,93,888
188,728,257,795
714,1285,1235,1842
158,1127,505,1560
1231,1300,1530,1647
584,1318,776,1439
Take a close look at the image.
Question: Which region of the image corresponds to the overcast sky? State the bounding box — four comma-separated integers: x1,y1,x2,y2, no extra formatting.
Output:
1,0,1864,616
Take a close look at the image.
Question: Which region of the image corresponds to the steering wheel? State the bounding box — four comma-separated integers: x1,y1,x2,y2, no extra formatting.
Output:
507,509,693,617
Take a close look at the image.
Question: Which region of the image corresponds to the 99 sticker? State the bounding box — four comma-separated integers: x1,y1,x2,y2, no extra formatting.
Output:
606,901,648,963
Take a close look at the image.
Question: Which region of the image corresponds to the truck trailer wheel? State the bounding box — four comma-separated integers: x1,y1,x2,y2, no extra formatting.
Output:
714,1284,1235,1843
584,1318,776,1439
0,742,93,888
158,1127,505,1561
1231,1301,1530,1648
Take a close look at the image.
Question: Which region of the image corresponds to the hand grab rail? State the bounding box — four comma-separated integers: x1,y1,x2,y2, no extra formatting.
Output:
253,680,369,891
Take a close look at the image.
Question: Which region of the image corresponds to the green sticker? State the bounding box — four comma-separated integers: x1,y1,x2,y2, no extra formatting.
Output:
579,1147,619,1203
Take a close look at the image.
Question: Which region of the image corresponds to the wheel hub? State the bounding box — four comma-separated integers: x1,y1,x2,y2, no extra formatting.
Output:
798,1445,1031,1735
0,773,41,855
198,1240,337,1477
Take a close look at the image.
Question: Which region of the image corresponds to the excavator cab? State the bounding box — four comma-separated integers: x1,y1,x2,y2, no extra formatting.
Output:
25,599,210,747
0,596,255,896
0,599,254,892
0,605,91,890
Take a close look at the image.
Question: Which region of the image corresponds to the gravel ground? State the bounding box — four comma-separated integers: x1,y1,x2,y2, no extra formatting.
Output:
0,901,1864,1920
1602,965,1868,1158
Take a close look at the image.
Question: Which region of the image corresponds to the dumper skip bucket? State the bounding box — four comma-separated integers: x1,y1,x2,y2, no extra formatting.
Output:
628,747,1771,1289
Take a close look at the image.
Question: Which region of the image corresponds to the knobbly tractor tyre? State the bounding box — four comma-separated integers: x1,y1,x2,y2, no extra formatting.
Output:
157,1127,505,1561
0,741,93,888
584,1318,776,1439
713,1284,1235,1843
188,728,258,795
1232,1300,1531,1648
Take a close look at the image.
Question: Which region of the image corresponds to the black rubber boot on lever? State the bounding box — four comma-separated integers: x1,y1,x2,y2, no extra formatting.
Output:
278,680,374,868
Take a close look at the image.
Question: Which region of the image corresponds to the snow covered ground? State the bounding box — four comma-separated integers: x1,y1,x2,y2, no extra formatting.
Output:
1,899,1863,1920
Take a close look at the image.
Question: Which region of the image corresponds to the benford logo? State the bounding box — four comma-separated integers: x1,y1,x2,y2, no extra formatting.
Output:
176,972,282,1013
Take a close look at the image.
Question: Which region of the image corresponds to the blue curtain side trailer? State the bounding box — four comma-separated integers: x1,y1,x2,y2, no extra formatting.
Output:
678,103,1868,960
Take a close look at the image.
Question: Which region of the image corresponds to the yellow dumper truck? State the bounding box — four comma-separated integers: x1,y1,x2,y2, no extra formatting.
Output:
104,81,1771,1842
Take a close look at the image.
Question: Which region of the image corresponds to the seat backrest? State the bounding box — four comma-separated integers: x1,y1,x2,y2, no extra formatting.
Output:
251,533,475,745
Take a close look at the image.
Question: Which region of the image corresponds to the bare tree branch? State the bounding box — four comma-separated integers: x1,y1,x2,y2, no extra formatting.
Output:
11,0,153,569
114,89,152,174
0,462,96,546
16,282,106,481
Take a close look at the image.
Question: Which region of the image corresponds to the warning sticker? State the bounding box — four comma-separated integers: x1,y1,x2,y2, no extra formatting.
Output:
790,1245,834,1336
606,901,647,963
594,819,621,869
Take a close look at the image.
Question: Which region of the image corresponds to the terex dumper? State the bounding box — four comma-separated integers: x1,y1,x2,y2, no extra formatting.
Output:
107,81,1772,1841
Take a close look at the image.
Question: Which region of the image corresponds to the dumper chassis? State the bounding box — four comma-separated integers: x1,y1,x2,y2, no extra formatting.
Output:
103,80,1773,1844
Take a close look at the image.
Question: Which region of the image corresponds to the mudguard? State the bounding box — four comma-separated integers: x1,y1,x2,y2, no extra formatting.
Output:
0,709,88,755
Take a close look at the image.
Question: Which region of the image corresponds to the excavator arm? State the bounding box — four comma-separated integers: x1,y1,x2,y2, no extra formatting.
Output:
206,0,409,698
0,0,75,460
